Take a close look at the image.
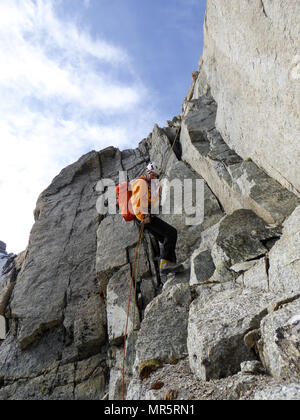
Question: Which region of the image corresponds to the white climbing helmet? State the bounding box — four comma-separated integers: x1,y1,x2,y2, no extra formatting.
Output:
146,162,159,175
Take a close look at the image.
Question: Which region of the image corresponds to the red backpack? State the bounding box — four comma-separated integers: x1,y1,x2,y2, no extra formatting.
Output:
116,181,135,221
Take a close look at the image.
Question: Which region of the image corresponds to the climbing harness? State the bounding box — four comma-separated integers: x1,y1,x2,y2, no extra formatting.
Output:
122,221,145,400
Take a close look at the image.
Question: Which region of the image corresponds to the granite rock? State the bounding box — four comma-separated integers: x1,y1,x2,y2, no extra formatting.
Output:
181,97,300,224
194,0,300,196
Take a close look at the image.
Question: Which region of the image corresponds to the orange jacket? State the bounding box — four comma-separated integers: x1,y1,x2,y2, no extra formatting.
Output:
130,176,160,221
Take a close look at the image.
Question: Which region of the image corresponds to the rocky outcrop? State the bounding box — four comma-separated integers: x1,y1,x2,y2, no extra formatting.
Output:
268,206,300,296
134,279,191,370
188,287,277,381
0,242,17,341
0,1,299,401
181,96,300,224
193,0,300,197
11,151,103,353
0,242,8,273
260,299,300,382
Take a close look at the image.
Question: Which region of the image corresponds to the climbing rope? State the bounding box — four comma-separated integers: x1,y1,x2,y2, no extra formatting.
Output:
170,125,181,153
159,125,181,179
122,221,145,400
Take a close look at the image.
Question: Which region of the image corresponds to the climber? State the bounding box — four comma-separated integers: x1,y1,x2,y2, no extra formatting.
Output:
130,162,183,275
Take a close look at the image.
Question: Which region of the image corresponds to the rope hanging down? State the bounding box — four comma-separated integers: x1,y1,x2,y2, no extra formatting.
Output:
159,125,181,179
122,221,145,400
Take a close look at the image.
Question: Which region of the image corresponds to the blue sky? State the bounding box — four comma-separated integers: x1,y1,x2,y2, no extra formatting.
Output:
0,0,206,253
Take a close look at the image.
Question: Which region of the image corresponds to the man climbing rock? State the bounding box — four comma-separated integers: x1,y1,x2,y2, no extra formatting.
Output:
130,162,183,275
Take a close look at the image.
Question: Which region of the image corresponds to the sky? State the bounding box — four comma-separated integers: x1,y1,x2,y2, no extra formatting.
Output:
0,0,206,254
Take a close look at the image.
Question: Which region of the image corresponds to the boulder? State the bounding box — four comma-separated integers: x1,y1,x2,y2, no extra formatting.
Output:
134,282,191,372
268,206,300,296
240,360,265,375
188,288,277,381
237,257,269,292
190,209,281,287
190,249,215,285
259,298,300,381
213,209,281,266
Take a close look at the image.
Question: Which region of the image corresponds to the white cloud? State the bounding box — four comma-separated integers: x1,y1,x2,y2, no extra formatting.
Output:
0,0,140,112
0,0,163,253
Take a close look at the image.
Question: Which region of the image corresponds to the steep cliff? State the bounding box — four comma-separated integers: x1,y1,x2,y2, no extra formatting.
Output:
0,1,299,400
193,0,300,196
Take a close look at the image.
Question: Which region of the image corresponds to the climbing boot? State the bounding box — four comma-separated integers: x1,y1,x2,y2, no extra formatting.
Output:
160,259,184,275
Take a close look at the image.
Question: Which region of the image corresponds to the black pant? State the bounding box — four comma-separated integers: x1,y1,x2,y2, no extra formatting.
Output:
136,216,177,263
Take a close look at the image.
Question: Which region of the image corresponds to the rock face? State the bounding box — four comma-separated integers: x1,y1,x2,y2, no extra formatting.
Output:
260,299,300,382
268,206,300,296
134,281,191,371
181,96,300,224
193,0,300,197
0,1,300,401
0,242,16,341
188,288,277,381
